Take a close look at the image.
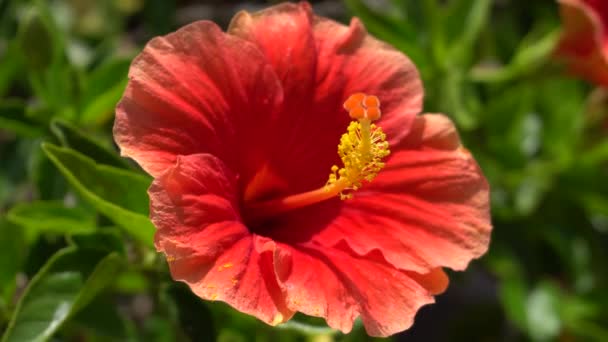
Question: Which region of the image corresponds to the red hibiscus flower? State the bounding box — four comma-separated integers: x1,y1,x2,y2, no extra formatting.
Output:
556,0,608,86
113,2,491,337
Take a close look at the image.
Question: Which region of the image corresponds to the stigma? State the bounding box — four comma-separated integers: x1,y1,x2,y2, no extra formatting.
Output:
244,94,390,221
326,93,390,199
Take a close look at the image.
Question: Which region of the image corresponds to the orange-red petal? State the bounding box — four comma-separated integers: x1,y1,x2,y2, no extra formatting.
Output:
556,0,608,86
113,21,283,178
312,114,491,273
149,154,294,324
228,2,423,194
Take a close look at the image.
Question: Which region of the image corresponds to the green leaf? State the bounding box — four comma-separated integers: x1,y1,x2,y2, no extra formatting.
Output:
470,29,559,83
445,0,491,65
70,296,133,341
1,248,122,342
68,230,126,255
277,320,338,336
0,219,26,303
421,0,446,68
343,0,426,69
7,201,96,235
114,270,149,294
18,9,55,72
438,70,481,130
143,0,176,36
79,58,130,126
0,41,23,97
30,147,69,200
580,140,608,166
0,100,44,137
42,143,154,246
501,277,528,332
536,78,585,164
50,119,129,168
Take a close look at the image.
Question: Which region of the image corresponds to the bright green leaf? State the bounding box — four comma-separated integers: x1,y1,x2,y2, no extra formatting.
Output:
79,58,130,126
445,0,491,65
7,200,96,235
343,0,422,59
42,143,154,246
470,29,559,83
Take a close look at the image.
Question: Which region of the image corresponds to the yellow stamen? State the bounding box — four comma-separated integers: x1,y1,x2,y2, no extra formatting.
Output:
244,93,389,221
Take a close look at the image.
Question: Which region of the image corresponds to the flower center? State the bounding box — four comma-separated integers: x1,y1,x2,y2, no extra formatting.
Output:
244,93,390,221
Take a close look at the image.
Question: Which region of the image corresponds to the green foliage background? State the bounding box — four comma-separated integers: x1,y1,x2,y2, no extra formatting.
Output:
1,0,607,341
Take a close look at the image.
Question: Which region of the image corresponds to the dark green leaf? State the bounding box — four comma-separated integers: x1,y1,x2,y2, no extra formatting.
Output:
163,283,216,342
68,230,126,255
70,296,134,341
0,41,23,97
50,119,129,168
1,248,122,342
18,10,55,72
0,100,44,137
0,219,26,302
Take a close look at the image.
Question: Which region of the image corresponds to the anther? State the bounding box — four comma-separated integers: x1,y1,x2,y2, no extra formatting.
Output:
349,106,366,119
363,95,380,108
366,107,381,120
343,93,366,111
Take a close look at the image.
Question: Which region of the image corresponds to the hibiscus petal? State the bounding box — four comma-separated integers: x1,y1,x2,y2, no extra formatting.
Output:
229,3,316,108
114,21,283,177
304,114,491,273
228,3,423,193
149,154,293,324
557,0,608,86
312,16,424,144
275,242,435,337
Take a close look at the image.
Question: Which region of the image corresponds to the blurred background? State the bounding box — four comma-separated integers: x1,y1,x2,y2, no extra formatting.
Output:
1,0,608,341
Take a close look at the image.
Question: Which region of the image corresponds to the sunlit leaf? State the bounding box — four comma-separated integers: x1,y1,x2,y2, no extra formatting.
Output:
79,58,130,126
470,29,559,83
445,0,491,65
42,143,154,246
7,200,96,236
